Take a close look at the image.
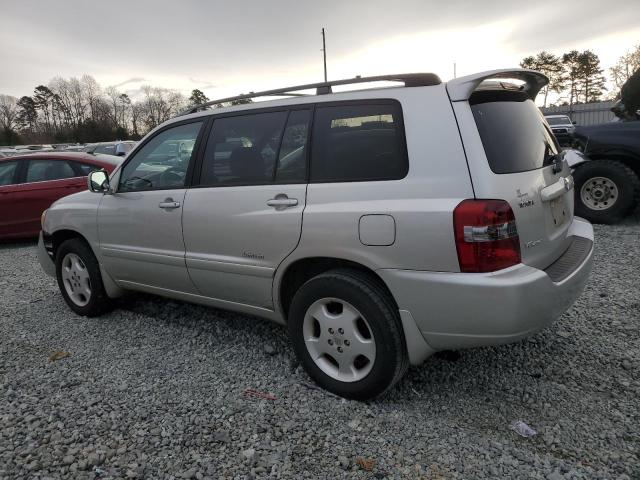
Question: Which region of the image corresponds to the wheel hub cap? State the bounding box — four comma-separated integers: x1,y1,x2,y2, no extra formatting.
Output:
61,253,92,307
302,298,376,383
580,176,618,211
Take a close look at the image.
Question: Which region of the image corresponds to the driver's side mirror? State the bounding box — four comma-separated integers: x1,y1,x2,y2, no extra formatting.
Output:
88,169,110,193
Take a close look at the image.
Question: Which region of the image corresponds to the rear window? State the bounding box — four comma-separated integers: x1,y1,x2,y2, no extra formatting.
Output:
310,103,407,182
471,91,559,174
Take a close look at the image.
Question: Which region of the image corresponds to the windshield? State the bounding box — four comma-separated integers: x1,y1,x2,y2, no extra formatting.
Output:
471,91,560,174
546,116,571,126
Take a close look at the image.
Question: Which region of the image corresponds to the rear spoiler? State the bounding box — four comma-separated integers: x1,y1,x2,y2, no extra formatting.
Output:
446,68,549,102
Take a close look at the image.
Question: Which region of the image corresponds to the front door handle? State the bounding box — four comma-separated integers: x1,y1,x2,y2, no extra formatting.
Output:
267,195,298,208
159,199,181,209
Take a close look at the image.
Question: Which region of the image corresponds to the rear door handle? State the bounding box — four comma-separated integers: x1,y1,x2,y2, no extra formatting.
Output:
267,195,298,208
540,176,574,202
159,200,181,209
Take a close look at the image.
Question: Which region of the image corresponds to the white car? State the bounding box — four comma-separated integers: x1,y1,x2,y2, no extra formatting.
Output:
545,114,575,145
39,69,594,399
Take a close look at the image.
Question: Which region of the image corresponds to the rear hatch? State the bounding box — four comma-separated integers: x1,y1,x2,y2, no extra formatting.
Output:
448,71,575,270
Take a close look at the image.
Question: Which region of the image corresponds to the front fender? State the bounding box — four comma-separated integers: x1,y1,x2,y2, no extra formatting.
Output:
565,149,590,169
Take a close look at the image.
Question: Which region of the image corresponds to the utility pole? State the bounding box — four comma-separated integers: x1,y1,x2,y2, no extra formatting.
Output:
321,28,328,82
453,62,457,79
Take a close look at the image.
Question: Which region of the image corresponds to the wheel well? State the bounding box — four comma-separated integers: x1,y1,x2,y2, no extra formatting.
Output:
278,257,398,321
51,230,88,259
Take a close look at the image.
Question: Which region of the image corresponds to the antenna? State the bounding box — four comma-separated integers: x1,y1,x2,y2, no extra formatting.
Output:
321,28,328,82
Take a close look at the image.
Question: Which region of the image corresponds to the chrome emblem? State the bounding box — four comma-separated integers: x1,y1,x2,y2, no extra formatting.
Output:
525,239,542,249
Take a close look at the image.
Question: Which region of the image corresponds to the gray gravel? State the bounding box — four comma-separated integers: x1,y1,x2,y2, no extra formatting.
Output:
1,215,639,479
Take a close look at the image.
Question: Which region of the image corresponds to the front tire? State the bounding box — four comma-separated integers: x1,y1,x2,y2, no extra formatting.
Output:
287,269,408,400
573,160,640,224
55,238,111,317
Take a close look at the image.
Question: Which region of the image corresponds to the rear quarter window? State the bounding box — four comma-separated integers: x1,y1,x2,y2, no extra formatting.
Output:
471,91,559,174
310,103,407,182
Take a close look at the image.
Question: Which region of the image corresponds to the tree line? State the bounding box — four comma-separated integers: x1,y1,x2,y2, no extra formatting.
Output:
0,76,250,146
520,45,640,107
1,45,638,145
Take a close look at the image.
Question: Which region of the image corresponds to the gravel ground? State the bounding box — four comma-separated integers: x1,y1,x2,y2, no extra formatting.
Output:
1,215,639,480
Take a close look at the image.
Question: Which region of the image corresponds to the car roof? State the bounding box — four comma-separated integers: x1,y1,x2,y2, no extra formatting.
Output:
0,151,123,166
86,140,135,146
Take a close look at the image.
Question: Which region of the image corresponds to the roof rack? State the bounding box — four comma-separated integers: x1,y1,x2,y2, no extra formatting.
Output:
179,73,441,116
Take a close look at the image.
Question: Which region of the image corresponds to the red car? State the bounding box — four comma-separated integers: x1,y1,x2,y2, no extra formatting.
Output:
0,152,121,240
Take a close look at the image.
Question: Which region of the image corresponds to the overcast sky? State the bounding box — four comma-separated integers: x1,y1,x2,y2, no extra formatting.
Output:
1,0,639,101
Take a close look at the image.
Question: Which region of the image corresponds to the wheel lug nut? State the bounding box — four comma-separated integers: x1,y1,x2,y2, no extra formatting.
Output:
338,328,344,335
344,340,350,346
328,328,334,334
328,339,333,345
337,346,343,353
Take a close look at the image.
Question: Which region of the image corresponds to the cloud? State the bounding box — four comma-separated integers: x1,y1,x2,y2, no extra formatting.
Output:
0,0,638,98
113,77,146,88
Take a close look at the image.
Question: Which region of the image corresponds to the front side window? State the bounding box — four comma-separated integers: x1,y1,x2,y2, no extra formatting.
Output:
73,162,102,176
0,161,18,186
310,103,407,183
26,160,76,183
119,121,203,192
200,111,288,186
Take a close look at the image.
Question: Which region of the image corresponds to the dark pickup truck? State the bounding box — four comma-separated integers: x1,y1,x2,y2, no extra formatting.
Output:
569,71,640,224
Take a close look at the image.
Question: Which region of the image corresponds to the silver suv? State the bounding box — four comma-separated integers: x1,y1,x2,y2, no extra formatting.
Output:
38,69,594,400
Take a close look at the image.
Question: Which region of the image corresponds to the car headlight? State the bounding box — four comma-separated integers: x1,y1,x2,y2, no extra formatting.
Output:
41,209,47,229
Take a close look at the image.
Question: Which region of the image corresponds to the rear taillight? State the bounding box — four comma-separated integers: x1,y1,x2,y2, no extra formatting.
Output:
453,199,521,273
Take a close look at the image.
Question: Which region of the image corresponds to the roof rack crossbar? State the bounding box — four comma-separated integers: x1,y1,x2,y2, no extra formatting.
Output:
179,73,441,115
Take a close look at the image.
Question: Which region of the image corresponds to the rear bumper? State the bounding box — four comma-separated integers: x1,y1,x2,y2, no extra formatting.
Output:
379,217,594,351
38,232,56,277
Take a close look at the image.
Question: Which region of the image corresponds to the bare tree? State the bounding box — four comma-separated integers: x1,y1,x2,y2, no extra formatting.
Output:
81,75,102,121
138,86,186,130
0,94,19,131
610,45,640,95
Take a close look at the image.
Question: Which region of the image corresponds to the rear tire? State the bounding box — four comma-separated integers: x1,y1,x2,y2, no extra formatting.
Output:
287,269,408,400
573,160,640,224
55,238,111,317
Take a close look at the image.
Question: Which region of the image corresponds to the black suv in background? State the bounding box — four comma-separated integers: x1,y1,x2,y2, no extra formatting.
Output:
570,71,640,224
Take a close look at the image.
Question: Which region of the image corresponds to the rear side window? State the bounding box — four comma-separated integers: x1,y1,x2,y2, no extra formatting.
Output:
26,160,76,182
471,91,559,174
200,111,288,186
310,103,407,183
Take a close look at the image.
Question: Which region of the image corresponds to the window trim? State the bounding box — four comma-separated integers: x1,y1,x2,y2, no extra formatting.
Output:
115,117,208,193
308,99,409,184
